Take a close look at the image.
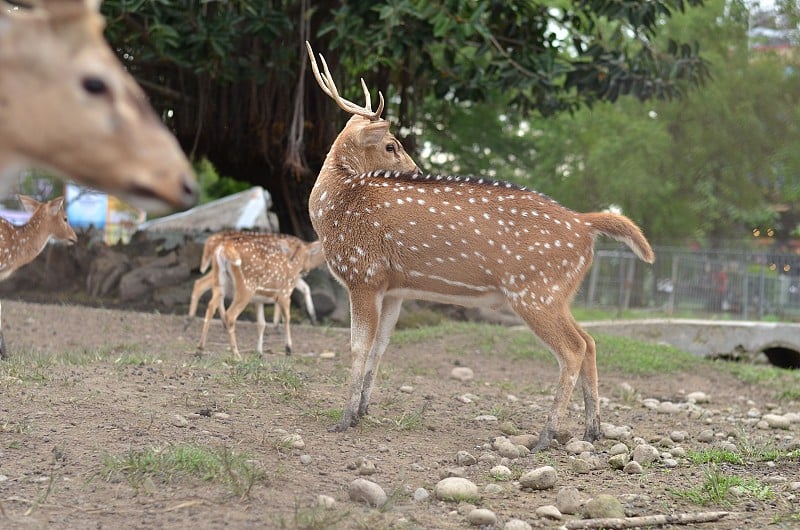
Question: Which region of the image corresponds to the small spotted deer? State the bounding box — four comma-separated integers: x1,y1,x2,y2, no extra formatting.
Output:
0,0,197,212
189,232,319,324
196,232,325,359
306,43,655,449
0,195,77,358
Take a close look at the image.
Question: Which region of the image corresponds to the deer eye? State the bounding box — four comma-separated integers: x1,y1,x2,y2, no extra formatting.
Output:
385,143,396,153
82,76,108,96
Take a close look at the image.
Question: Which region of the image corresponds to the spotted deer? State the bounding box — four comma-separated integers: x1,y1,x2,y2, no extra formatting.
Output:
0,195,77,358
196,233,325,359
306,42,655,450
189,231,320,324
0,0,197,212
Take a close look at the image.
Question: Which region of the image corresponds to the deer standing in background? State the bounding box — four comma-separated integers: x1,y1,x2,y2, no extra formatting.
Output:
0,0,197,212
0,195,77,358
189,232,320,324
306,42,655,450
196,233,325,359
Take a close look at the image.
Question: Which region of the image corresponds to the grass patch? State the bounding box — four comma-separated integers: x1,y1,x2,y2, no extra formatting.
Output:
278,503,350,530
103,444,266,498
594,334,702,376
671,464,773,506
229,358,306,393
687,448,745,465
715,361,800,401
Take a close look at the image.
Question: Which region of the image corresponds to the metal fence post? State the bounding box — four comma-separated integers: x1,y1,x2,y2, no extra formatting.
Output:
668,255,678,316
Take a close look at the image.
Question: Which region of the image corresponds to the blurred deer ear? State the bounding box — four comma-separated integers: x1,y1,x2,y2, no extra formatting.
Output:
18,195,40,213
357,120,390,147
47,197,65,215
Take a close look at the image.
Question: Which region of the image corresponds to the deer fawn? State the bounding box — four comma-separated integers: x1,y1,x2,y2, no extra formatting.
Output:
0,195,77,358
189,232,320,324
196,232,325,359
0,0,197,212
306,42,655,450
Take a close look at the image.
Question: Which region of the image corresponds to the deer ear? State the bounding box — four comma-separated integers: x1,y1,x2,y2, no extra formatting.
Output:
18,195,40,213
357,120,390,147
47,197,65,215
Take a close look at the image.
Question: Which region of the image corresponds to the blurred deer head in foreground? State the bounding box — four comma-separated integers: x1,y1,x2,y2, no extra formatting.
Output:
0,0,197,213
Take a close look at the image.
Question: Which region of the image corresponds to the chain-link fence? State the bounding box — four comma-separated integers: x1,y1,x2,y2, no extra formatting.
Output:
575,246,800,321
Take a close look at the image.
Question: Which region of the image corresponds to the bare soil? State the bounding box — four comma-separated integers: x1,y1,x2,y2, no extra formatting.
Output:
0,300,797,529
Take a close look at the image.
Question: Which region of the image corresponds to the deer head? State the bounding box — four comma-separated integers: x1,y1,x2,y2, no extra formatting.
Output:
0,0,197,213
305,42,419,179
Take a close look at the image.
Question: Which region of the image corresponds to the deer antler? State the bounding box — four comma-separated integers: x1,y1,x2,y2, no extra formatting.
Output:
305,41,384,121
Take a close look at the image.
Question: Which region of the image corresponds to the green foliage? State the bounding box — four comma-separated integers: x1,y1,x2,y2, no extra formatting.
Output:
194,157,250,204
671,464,773,506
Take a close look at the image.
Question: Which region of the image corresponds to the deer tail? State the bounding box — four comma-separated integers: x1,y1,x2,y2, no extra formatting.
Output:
581,212,655,264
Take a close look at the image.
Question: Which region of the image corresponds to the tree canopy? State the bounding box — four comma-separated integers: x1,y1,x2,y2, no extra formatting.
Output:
101,0,709,238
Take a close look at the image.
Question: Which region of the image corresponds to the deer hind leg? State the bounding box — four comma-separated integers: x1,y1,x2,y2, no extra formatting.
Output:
197,285,223,353
577,327,601,442
276,294,293,355
255,302,266,355
0,301,5,360
331,287,380,432
222,295,250,361
188,272,213,318
358,294,403,417
295,278,317,325
515,305,587,451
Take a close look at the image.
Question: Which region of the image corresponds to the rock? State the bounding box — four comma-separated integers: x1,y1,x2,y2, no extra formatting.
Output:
535,505,562,520
504,519,533,530
282,433,305,450
317,494,336,509
484,483,504,495
697,429,716,443
467,508,497,526
509,434,538,449
399,385,414,393
763,413,791,429
583,494,625,519
435,477,479,502
457,451,477,466
601,423,632,440
686,391,710,403
451,367,474,382
299,454,312,465
631,443,659,465
657,401,683,414
473,415,498,423
349,478,387,507
556,486,583,515
439,467,467,479
608,443,629,456
570,457,591,474
357,458,377,475
623,461,644,474
608,454,628,470
519,466,557,490
565,440,595,454
669,430,688,442
171,414,189,427
490,465,512,480
413,487,429,502
499,421,520,435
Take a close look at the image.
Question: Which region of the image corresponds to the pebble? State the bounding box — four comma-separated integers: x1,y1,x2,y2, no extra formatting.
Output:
669,430,688,442
413,487,429,502
357,459,377,475
399,385,414,393
747,408,762,418
504,519,533,530
317,494,336,509
451,367,474,382
509,434,538,449
519,466,557,490
490,465,512,480
457,451,477,466
171,414,189,428
570,457,591,474
763,413,791,429
784,412,800,424
641,398,661,410
282,433,305,449
484,483,504,494
556,486,583,515
609,454,628,470
719,441,737,452
467,508,497,526
671,446,687,458
299,454,312,465
565,440,595,454
697,429,715,443
632,443,659,465
318,351,336,359
657,401,683,414
499,421,520,435
623,461,644,474
608,442,629,456
583,494,625,519
435,477,479,501
474,415,498,423
686,391,710,403
601,423,632,440
349,478,387,507
662,458,679,468
535,505,562,520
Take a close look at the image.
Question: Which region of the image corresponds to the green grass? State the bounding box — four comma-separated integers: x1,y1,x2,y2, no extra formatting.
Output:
103,444,266,498
671,464,773,506
715,361,800,401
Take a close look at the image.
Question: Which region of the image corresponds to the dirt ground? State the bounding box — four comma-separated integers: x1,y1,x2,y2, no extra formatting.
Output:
0,299,798,530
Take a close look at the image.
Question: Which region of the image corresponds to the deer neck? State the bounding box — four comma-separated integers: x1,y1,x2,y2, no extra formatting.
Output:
14,212,53,266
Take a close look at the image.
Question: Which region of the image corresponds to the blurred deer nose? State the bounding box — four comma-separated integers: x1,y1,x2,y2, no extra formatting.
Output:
177,172,198,209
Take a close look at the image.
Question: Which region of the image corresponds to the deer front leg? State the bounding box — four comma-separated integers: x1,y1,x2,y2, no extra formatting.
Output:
277,295,293,355
330,288,380,432
197,286,223,353
358,295,403,417
578,328,601,442
255,302,266,355
222,296,249,361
